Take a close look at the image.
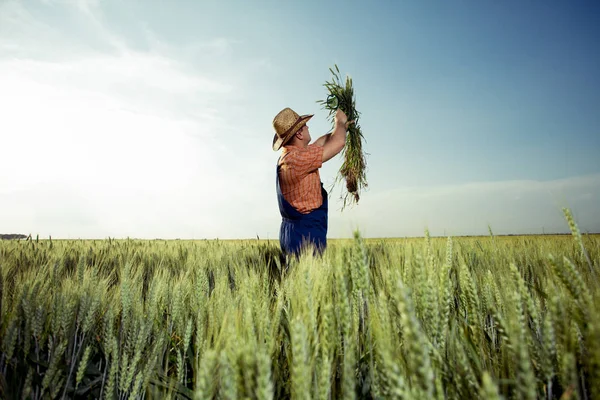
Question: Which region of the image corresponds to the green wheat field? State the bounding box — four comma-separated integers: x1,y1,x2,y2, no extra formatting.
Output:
1,210,599,399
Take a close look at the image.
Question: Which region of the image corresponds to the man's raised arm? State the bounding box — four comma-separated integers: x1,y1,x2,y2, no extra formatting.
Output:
314,132,333,147
321,109,352,163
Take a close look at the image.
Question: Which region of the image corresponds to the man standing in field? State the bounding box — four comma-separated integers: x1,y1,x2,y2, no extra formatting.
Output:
272,107,351,258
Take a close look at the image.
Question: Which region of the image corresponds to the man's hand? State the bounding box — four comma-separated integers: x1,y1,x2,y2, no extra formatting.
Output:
335,109,348,126
335,108,355,130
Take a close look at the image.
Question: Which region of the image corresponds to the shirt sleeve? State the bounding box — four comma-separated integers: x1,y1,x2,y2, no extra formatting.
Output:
293,144,323,178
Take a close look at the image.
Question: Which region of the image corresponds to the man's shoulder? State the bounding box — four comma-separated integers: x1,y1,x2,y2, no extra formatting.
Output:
280,146,303,162
280,144,323,166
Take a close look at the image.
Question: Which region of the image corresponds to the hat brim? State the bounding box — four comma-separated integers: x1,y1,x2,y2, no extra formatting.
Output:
272,114,314,151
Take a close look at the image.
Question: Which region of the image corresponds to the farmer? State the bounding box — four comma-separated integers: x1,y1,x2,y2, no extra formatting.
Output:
272,107,352,258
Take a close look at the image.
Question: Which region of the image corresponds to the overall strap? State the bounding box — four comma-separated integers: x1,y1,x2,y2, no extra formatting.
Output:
276,157,304,220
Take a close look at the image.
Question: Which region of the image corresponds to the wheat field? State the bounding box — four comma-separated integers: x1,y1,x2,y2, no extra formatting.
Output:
1,211,599,399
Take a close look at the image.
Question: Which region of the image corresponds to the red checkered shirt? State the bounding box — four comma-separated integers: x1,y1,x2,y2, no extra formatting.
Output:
278,143,324,214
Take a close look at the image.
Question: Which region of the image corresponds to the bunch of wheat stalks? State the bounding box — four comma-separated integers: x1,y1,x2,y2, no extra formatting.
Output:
318,64,368,210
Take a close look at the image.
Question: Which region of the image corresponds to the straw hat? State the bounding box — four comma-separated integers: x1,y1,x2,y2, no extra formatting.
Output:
272,107,314,151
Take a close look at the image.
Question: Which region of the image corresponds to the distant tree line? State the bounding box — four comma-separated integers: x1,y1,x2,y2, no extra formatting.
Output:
0,234,28,240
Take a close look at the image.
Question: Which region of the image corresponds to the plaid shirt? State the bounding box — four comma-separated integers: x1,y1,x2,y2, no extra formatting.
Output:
278,143,324,214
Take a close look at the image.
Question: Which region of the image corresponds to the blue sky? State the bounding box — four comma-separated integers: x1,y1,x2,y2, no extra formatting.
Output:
1,0,599,238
